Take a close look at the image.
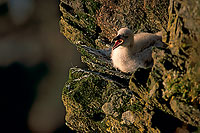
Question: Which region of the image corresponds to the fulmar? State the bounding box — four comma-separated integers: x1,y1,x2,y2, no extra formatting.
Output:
111,28,163,73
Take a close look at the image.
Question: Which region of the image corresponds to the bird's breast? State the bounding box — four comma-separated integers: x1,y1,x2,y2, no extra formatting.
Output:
111,47,140,72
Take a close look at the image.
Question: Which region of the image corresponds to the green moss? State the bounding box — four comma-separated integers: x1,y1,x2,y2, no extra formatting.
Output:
82,0,101,15
60,0,101,48
61,0,200,132
73,76,104,106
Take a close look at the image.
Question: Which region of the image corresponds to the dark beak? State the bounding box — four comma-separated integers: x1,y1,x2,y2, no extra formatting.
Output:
112,35,124,50
112,35,122,43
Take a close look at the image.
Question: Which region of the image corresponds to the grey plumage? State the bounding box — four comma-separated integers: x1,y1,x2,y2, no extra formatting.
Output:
111,28,163,73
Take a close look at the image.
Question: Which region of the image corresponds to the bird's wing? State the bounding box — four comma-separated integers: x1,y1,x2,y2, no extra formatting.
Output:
133,33,162,54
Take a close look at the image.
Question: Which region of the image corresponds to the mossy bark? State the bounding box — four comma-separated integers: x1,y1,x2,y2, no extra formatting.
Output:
60,0,200,132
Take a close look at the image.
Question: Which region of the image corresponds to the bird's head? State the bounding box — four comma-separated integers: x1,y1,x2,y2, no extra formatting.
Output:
112,28,133,50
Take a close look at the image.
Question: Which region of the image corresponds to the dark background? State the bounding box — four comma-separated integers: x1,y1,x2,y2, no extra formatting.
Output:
0,0,81,132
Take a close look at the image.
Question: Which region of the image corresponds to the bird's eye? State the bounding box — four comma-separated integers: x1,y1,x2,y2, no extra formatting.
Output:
123,35,128,38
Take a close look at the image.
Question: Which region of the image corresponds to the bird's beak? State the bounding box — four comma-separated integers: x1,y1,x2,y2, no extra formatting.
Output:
112,35,124,50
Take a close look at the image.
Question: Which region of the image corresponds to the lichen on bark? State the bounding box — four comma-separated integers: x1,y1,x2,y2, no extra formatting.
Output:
60,0,200,132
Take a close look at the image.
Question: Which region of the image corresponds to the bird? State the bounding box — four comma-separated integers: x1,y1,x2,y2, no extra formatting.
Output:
111,27,163,73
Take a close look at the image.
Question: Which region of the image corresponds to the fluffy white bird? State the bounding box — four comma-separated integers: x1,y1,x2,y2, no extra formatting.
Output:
111,28,163,73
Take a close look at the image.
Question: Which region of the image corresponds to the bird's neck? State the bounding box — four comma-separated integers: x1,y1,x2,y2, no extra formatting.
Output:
128,37,137,54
